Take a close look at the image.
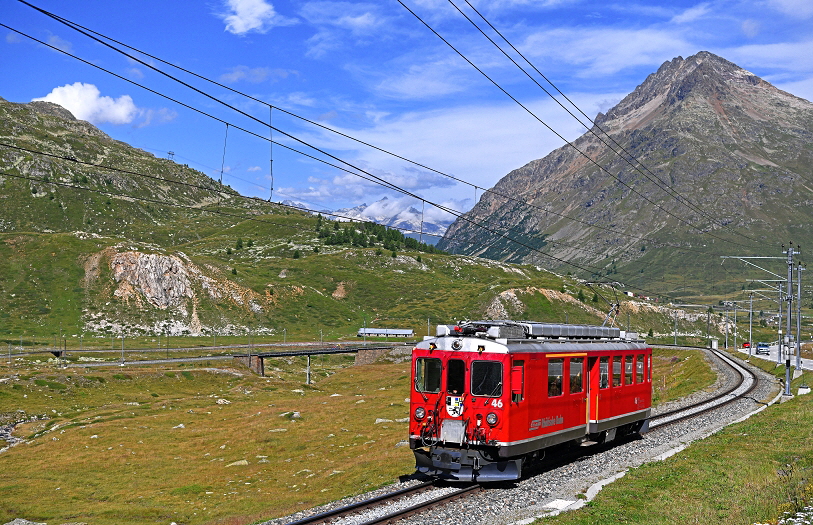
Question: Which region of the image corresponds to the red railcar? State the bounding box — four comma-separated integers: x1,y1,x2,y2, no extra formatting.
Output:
409,320,652,481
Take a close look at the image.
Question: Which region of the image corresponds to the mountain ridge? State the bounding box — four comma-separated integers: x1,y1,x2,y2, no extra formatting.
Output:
437,51,813,299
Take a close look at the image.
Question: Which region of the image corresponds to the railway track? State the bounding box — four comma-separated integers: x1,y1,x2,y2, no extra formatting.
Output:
285,481,481,525
273,346,769,525
649,348,758,429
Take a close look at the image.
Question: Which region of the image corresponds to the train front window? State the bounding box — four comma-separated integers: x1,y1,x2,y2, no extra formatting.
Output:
447,359,466,394
471,361,502,397
415,358,441,393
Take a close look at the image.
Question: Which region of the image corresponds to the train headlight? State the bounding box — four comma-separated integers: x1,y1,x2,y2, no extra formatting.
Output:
486,412,498,426
414,407,426,420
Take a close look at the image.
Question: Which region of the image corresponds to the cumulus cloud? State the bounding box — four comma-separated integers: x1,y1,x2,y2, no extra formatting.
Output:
32,83,177,127
32,83,138,125
219,0,297,35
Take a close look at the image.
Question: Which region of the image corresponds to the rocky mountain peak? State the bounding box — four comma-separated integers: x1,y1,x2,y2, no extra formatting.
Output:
439,52,813,295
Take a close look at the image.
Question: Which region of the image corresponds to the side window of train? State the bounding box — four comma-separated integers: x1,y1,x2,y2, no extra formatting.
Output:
612,356,622,387
636,354,644,383
415,357,442,393
548,358,563,397
648,354,652,382
447,359,466,395
471,361,502,397
569,357,584,394
624,355,633,385
599,356,609,389
511,360,524,403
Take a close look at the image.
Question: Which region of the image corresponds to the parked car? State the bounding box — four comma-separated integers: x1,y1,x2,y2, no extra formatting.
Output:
742,342,751,348
756,342,770,355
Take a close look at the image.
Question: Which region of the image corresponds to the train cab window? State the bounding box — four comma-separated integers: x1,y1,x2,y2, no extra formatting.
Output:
415,358,442,393
612,356,622,387
511,360,524,403
548,358,563,397
447,359,466,395
625,356,633,385
636,354,645,383
471,361,502,397
569,357,584,394
599,357,609,389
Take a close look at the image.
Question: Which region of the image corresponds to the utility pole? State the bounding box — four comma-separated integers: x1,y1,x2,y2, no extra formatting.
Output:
796,264,804,371
778,283,783,365
783,244,798,396
749,293,754,358
725,306,729,349
673,309,677,345
734,303,738,350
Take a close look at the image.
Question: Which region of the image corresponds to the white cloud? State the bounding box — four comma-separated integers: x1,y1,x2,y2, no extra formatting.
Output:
220,65,294,83
247,166,262,172
300,2,387,57
767,0,813,19
46,34,72,53
277,93,619,209
31,83,177,127
521,28,694,76
670,3,711,24
724,40,813,74
32,83,138,125
219,0,297,35
741,19,760,38
6,32,22,44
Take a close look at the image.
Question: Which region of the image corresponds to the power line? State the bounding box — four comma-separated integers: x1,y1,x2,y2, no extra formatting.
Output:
11,3,756,259
451,0,759,245
397,0,752,250
7,14,732,293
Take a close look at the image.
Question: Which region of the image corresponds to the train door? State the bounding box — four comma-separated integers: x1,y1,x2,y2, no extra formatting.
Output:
586,356,599,432
569,356,587,431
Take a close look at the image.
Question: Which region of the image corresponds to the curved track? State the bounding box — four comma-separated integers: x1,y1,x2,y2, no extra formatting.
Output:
649,348,758,429
275,346,767,525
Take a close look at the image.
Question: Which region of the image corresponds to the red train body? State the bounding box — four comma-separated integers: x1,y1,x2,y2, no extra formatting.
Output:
409,320,652,481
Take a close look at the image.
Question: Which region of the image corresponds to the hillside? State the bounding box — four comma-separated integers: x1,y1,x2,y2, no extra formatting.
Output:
437,52,813,301
0,95,743,342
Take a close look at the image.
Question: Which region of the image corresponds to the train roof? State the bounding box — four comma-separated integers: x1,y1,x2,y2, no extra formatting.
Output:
415,320,648,354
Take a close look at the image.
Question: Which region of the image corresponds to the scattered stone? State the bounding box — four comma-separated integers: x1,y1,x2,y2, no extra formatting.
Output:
90,435,98,439
395,440,409,447
216,398,231,405
226,459,249,467
172,424,185,429
3,519,47,525
355,399,366,404
374,418,393,424
291,389,304,394
395,418,409,423
330,393,342,397
268,428,288,433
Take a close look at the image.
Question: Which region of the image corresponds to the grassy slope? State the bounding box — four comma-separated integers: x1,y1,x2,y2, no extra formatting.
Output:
539,361,811,525
0,208,722,345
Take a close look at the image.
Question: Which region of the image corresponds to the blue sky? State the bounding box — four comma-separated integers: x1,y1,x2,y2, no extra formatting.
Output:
3,0,813,224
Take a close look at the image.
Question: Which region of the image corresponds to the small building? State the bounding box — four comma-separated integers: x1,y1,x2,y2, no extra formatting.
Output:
357,328,414,338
